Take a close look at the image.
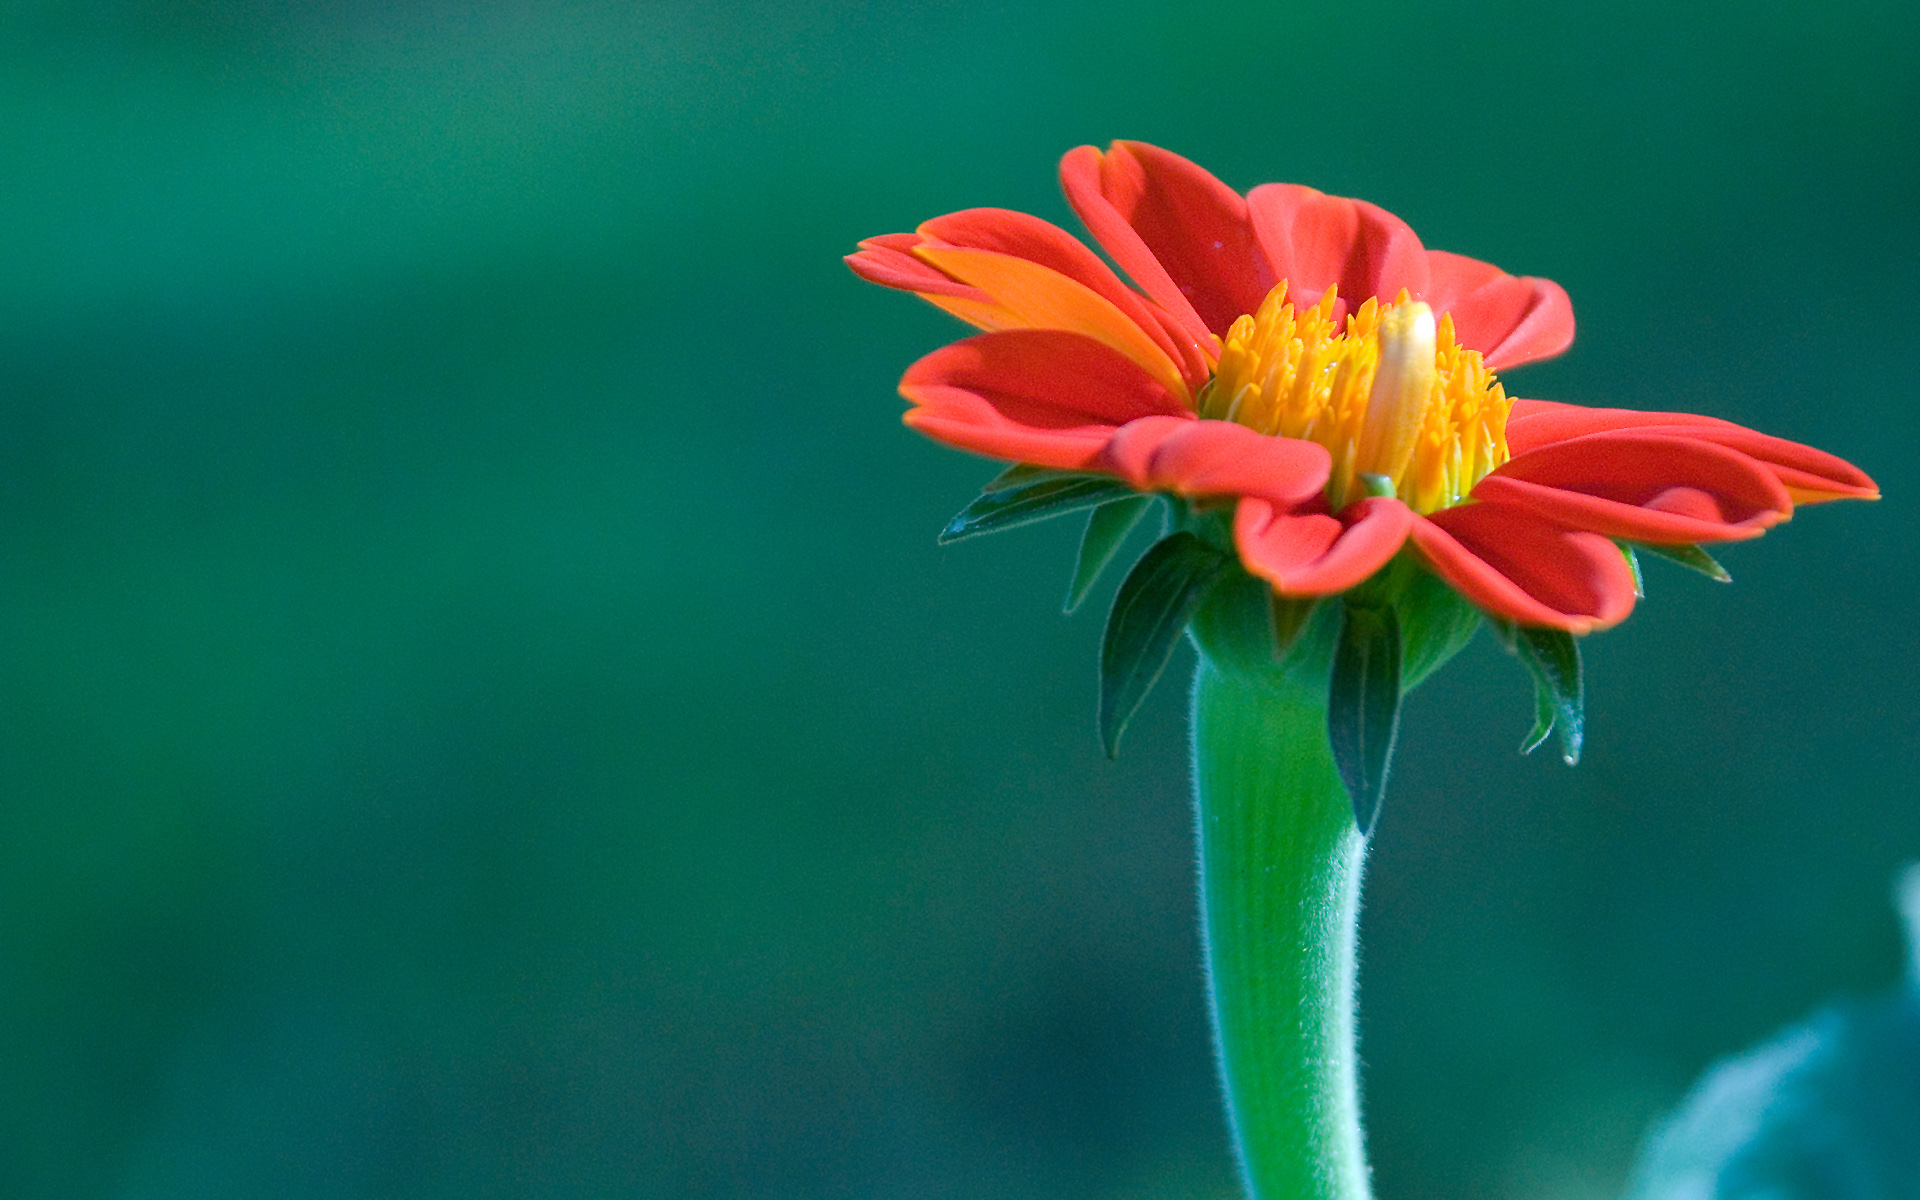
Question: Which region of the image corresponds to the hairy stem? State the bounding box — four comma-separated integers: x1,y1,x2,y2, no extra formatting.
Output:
1193,652,1371,1200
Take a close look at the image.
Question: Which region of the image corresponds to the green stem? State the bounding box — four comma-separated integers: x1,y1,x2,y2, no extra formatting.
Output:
1193,651,1371,1200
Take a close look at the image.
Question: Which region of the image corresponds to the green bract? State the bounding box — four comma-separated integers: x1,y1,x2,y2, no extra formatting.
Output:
936,465,1776,830
935,467,1615,831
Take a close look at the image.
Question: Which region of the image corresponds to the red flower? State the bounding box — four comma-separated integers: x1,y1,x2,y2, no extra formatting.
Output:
849,141,1876,633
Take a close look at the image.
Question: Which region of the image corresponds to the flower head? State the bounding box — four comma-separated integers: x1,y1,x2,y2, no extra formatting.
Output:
850,141,1875,637
851,148,1886,1187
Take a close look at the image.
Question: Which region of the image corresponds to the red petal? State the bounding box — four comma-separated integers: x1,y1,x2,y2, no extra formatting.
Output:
1477,431,1793,543
900,331,1188,468
1505,400,1879,504
1245,185,1430,321
846,235,990,302
1144,301,1215,387
917,208,1208,389
1506,398,1724,451
1097,417,1330,506
1411,504,1637,633
1234,496,1413,595
1668,427,1878,503
1424,251,1574,370
1061,142,1268,343
1061,147,1207,347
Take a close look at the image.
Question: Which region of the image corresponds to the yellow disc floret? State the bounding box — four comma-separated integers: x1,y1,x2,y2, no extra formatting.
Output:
1198,282,1512,513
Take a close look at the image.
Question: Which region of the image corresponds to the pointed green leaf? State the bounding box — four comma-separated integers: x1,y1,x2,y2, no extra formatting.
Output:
982,462,1068,492
1064,496,1157,614
1270,594,1321,659
1512,626,1583,765
1519,679,1556,756
1099,533,1231,758
1328,602,1403,835
939,474,1134,544
1634,540,1732,582
1618,541,1645,597
1393,567,1483,691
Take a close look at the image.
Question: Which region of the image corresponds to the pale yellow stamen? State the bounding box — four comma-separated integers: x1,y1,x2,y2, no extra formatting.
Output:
1198,282,1512,513
1356,302,1437,492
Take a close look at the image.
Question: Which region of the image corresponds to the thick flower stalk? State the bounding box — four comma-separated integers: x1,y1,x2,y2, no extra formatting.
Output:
850,142,1876,1200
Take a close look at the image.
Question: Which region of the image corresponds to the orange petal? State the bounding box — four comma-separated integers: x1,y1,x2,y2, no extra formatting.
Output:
918,208,1208,390
913,244,1191,404
845,235,990,302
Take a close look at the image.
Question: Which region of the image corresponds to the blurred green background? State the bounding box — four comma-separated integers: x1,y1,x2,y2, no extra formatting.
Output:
1,1,1914,1197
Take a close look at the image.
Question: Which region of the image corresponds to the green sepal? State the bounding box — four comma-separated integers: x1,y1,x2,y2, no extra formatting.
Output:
1498,622,1584,765
1064,495,1157,614
1186,567,1340,688
1388,564,1482,691
1099,532,1232,758
1634,540,1732,582
981,462,1061,492
1518,676,1556,756
939,473,1134,544
1327,601,1403,836
1270,594,1322,660
1618,541,1645,598
1356,472,1397,499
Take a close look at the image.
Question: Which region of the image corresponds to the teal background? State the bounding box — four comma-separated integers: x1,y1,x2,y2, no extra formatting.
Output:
1,2,1914,1197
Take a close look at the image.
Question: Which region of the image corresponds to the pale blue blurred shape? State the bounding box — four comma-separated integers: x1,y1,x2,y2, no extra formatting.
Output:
1626,869,1920,1200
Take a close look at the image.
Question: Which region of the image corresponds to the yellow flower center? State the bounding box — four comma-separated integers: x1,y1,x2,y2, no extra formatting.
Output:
1197,282,1512,514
